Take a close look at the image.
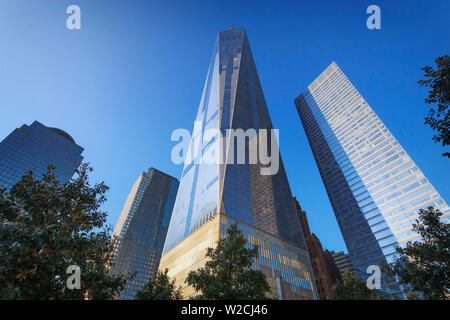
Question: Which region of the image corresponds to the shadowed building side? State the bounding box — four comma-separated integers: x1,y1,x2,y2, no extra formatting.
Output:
110,168,179,300
294,197,341,299
331,251,355,279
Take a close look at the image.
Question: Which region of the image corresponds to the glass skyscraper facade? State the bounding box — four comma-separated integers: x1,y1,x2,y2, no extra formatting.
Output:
110,167,179,300
294,62,450,298
161,28,317,300
0,121,83,189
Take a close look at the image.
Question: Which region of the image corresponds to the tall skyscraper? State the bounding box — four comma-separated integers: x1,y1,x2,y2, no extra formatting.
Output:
294,197,341,299
294,62,450,298
0,121,83,189
160,27,317,300
110,167,179,300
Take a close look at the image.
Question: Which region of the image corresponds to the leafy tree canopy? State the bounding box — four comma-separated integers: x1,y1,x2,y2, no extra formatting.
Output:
135,268,182,300
419,55,450,158
0,164,131,300
186,224,270,300
386,207,450,300
331,271,382,300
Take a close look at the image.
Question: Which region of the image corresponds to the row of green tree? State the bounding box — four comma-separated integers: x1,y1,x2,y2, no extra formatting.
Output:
1,164,448,299
0,165,271,300
138,205,450,300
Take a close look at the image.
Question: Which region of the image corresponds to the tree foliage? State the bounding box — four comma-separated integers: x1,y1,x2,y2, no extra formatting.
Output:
418,55,450,158
186,224,270,300
331,271,381,300
135,268,182,300
0,164,131,299
386,207,450,300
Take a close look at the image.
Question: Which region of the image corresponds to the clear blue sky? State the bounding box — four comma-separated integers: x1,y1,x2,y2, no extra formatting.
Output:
0,0,449,252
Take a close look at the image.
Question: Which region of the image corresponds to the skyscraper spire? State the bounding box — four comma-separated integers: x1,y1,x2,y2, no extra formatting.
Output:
160,28,317,300
164,28,306,253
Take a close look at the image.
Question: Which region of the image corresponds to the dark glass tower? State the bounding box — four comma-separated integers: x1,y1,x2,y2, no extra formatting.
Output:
0,121,83,189
164,28,305,252
110,168,179,300
161,28,317,300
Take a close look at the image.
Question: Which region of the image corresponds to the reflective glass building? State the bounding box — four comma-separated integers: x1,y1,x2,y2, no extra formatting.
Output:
294,62,450,298
161,28,317,300
0,121,83,189
110,167,179,300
